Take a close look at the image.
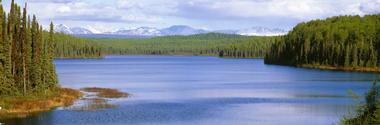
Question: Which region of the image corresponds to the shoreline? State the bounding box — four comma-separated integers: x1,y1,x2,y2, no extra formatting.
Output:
55,56,104,59
299,64,380,73
0,88,82,119
0,87,130,119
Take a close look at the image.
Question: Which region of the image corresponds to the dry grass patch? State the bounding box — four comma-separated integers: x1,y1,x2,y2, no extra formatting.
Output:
0,87,130,118
81,87,129,98
67,87,129,111
300,64,380,73
0,88,82,119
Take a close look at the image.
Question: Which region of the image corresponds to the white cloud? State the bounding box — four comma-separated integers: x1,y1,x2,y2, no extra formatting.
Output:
29,0,78,3
360,0,380,14
174,0,364,20
116,0,178,16
6,0,380,30
57,5,71,13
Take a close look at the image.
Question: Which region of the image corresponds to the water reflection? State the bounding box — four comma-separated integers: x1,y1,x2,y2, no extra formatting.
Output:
2,111,54,125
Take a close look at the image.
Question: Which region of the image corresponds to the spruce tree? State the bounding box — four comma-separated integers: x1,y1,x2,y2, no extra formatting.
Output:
3,10,15,96
344,45,351,67
47,22,58,89
30,15,42,92
0,0,4,95
21,3,27,95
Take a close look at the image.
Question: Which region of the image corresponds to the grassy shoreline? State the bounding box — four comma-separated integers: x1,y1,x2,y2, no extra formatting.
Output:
300,64,380,73
55,56,104,59
0,88,82,119
0,87,130,119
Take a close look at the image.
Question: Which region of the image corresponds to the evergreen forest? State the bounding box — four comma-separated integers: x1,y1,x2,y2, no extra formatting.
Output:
89,33,276,58
0,0,57,96
265,15,380,69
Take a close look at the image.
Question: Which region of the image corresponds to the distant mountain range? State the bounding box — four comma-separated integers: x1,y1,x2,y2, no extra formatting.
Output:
55,24,288,37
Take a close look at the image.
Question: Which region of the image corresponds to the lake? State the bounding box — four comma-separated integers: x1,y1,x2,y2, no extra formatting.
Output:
2,56,378,125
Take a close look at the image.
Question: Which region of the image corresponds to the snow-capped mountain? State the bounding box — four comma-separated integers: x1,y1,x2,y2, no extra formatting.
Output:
54,24,93,34
160,25,207,36
54,24,73,34
103,25,207,36
54,24,287,37
237,27,287,36
70,27,93,34
113,27,161,36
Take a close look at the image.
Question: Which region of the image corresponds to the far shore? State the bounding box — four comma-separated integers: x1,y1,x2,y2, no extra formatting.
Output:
300,64,380,73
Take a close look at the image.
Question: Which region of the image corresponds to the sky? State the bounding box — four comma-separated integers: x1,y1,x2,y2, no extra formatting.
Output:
2,0,380,32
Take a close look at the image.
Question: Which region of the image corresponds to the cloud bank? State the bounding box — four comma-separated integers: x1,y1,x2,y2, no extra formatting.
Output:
6,0,380,32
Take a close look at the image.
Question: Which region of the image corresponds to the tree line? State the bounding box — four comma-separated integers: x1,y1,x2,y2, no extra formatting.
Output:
54,33,103,58
0,0,57,96
219,36,276,58
265,15,380,69
88,33,275,57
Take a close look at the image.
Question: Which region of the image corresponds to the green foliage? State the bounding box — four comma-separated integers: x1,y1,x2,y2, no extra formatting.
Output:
219,36,276,58
265,15,380,68
88,33,274,57
54,33,103,58
0,1,57,96
343,81,380,125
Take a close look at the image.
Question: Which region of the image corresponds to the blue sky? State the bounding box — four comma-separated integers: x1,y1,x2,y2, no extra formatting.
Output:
3,0,380,32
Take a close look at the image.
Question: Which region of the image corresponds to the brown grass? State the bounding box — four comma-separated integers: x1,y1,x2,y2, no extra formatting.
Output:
0,88,82,118
0,87,129,118
81,87,129,98
300,64,380,73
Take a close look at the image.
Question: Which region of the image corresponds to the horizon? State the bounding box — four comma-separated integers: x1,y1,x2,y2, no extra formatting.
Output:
2,0,380,33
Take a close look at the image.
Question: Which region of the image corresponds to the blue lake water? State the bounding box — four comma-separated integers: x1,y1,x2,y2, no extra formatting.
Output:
2,56,379,125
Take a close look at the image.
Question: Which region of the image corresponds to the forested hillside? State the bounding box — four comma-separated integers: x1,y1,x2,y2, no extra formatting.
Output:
265,15,380,72
0,0,57,96
89,33,275,57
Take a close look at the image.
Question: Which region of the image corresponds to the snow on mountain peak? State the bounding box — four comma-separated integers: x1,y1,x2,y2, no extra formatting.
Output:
237,27,287,36
54,24,288,37
54,24,93,34
84,25,102,34
55,24,73,34
114,27,161,36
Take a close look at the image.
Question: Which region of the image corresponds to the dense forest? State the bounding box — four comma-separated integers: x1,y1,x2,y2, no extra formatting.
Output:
0,0,57,96
54,33,103,58
219,36,276,58
265,15,380,71
89,33,275,58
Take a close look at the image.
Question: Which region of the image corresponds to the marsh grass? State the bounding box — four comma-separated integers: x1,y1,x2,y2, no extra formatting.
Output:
66,87,129,111
0,87,130,118
0,88,82,119
301,64,380,73
81,87,129,98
